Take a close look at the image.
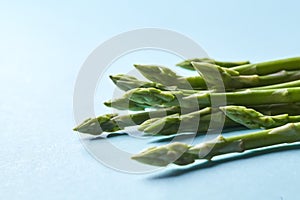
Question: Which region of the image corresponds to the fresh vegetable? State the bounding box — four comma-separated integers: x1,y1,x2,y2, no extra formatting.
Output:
73,56,300,169
132,122,300,166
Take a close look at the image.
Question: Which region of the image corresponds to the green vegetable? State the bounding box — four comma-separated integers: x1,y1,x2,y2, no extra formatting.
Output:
176,58,250,70
250,79,300,90
138,107,240,135
232,57,300,75
105,87,300,110
132,122,300,166
193,62,300,91
220,105,300,129
73,55,300,170
73,106,180,135
109,74,168,91
178,57,300,75
134,60,300,91
134,64,206,90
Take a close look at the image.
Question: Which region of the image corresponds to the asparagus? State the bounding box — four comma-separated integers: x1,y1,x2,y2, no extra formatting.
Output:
232,57,300,75
104,98,149,111
105,87,300,110
134,64,206,89
73,114,120,135
138,104,300,135
250,103,300,116
250,79,300,90
178,57,300,75
132,122,300,166
74,102,300,135
110,74,205,93
193,62,300,90
73,106,180,135
109,74,168,91
104,88,185,110
176,58,250,70
134,63,300,91
220,106,300,129
138,107,240,135
183,87,300,109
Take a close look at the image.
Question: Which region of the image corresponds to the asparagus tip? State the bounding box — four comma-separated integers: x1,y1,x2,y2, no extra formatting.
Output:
73,118,105,135
104,101,112,107
132,142,190,166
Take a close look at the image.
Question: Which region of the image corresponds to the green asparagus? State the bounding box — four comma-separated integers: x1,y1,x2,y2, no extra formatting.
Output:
132,122,300,166
176,58,250,70
134,62,300,91
109,74,168,91
105,87,300,110
193,62,300,90
232,57,300,75
220,105,300,129
250,79,300,90
134,64,206,89
73,106,180,135
178,57,300,75
138,107,239,135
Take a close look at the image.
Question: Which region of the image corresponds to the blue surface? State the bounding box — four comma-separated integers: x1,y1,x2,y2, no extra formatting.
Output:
1,1,300,199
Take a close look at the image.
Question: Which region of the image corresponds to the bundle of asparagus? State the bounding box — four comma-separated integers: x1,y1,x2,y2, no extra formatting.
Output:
73,56,300,167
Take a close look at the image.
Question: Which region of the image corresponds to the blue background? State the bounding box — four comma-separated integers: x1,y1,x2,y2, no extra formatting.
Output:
1,1,300,199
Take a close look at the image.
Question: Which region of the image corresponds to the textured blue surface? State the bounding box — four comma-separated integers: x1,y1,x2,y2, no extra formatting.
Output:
1,1,300,199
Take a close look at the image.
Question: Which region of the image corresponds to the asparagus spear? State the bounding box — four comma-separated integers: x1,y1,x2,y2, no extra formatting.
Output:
104,98,148,111
250,79,300,90
176,58,250,70
232,57,300,75
138,104,300,135
74,102,300,135
73,106,180,135
250,103,300,116
105,87,300,110
132,122,300,166
138,107,240,135
110,74,204,93
109,74,168,91
73,114,120,135
178,57,300,75
134,63,300,91
220,106,300,129
134,64,206,90
104,88,185,110
193,62,300,90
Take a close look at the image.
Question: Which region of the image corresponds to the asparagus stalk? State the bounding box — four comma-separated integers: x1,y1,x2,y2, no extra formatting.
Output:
110,74,204,93
134,64,207,90
132,122,300,166
178,57,300,75
109,74,168,91
105,87,300,110
73,106,180,135
74,103,300,135
193,62,300,90
232,57,300,75
138,107,240,135
250,79,300,90
138,104,300,135
104,98,149,111
220,106,300,129
104,88,185,110
134,63,300,91
183,87,300,108
250,103,300,116
176,58,250,70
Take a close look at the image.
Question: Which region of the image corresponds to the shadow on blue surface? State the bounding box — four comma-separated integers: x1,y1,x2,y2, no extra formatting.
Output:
150,143,300,179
